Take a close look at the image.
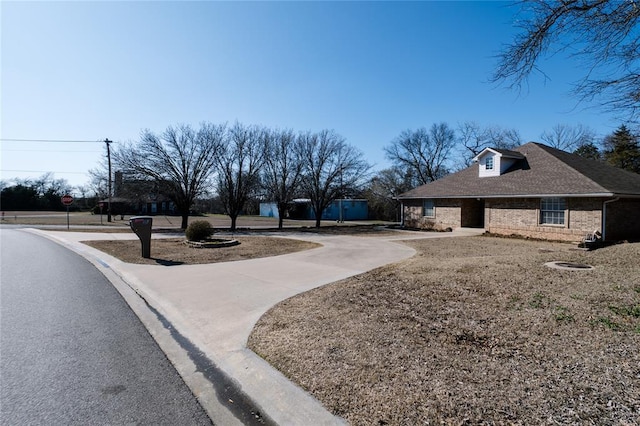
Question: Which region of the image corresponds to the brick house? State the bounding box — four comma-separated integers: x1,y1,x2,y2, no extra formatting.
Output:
397,142,640,242
103,171,176,216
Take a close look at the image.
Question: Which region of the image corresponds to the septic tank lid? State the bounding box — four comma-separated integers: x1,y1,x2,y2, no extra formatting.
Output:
544,261,594,271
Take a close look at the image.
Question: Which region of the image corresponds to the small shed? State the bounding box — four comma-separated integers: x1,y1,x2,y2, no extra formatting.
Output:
259,202,279,218
259,199,368,221
318,199,368,221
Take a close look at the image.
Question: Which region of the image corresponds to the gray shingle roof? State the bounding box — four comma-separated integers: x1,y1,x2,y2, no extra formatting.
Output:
490,148,525,158
398,142,640,199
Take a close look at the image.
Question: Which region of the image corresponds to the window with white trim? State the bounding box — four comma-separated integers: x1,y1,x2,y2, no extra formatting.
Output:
423,199,435,217
485,156,494,170
540,197,566,225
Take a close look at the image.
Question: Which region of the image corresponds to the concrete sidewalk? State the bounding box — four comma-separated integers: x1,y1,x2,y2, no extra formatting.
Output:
30,227,483,425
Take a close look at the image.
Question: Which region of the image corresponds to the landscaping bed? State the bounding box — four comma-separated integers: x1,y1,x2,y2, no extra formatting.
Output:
248,236,640,425
83,236,320,265
184,238,240,248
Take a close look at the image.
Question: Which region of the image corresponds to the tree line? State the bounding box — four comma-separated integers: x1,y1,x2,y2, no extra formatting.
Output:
0,173,75,211
113,120,640,229
113,122,370,230
3,121,639,225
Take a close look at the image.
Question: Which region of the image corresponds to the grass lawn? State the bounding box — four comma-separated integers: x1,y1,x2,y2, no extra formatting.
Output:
248,236,640,425
0,211,388,230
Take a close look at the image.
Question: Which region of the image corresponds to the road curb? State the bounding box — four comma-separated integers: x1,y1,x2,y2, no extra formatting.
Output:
24,229,254,425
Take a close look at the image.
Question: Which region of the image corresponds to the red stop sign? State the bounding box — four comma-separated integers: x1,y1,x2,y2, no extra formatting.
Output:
61,194,74,206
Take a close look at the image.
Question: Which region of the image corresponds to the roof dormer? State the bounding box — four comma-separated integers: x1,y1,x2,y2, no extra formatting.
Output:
473,148,525,178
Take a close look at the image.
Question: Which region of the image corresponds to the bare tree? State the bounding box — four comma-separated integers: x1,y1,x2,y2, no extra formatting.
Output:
457,121,522,166
493,0,640,120
261,128,304,229
114,123,224,229
76,185,93,209
384,122,457,185
364,167,413,222
215,122,266,231
87,158,109,202
299,130,370,228
540,123,596,152
27,172,70,198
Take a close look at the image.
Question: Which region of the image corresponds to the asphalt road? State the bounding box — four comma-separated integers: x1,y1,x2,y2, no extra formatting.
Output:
0,229,212,425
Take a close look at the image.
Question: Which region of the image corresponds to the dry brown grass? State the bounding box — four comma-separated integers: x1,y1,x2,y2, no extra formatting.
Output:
83,237,321,265
248,237,640,425
1,211,386,230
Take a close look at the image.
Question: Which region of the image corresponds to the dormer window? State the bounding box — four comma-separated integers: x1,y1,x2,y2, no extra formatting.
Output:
485,156,494,170
473,147,525,178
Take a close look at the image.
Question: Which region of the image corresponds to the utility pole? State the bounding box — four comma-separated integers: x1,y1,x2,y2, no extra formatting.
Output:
105,139,112,223
338,164,344,223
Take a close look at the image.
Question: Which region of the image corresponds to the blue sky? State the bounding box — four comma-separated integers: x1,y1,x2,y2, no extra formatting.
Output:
1,1,622,190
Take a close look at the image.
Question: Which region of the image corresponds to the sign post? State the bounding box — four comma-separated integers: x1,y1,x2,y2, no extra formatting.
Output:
61,194,74,229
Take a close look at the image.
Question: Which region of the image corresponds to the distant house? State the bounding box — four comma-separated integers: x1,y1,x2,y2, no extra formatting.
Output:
397,142,640,242
101,171,175,216
259,199,368,221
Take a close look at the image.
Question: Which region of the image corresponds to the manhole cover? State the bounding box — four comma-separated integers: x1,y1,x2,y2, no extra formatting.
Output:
544,261,594,271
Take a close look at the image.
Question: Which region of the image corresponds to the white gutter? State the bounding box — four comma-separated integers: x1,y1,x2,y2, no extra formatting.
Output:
602,197,620,242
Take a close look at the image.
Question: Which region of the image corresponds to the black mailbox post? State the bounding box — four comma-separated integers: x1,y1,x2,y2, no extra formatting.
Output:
129,216,153,258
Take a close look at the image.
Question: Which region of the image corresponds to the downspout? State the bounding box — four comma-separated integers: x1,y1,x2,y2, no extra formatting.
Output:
400,200,405,227
602,197,620,242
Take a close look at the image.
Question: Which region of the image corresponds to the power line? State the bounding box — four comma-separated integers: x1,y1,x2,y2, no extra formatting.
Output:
0,138,106,143
1,169,90,175
1,149,103,153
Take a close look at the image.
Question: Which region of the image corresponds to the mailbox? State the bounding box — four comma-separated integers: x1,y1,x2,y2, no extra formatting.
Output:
129,216,153,258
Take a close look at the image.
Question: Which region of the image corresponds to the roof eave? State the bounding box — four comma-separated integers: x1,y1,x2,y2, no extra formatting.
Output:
472,147,526,162
397,192,631,200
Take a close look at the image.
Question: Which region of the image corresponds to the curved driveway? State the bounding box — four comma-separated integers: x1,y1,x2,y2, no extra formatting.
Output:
32,228,483,425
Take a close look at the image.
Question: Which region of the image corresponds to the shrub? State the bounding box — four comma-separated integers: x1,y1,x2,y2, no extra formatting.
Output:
185,220,214,241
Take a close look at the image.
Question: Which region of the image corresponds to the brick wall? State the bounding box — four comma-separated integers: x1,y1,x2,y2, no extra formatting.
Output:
486,198,538,228
402,199,461,230
568,198,602,234
403,197,605,242
486,198,602,242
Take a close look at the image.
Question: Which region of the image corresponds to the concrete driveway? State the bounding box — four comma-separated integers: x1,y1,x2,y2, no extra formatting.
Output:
31,228,483,425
